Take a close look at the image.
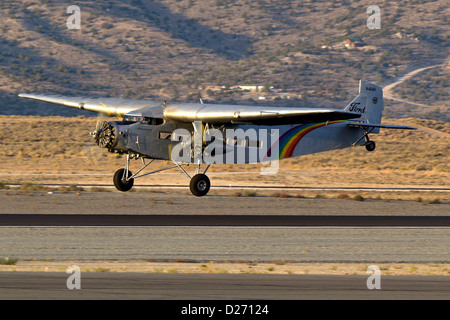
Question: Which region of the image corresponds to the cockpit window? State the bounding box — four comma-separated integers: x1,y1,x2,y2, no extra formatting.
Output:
123,115,142,123
123,115,164,125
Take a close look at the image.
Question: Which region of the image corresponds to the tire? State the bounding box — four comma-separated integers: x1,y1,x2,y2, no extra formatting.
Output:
113,168,134,192
189,174,211,197
365,140,376,152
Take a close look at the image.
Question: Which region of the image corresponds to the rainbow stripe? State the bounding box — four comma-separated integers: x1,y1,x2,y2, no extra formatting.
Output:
267,120,346,160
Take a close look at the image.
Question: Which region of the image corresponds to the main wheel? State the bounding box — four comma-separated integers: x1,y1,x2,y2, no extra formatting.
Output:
189,174,211,197
113,168,134,192
365,140,376,152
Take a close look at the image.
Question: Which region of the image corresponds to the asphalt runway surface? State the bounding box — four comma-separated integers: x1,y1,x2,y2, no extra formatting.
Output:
2,227,449,262
1,191,449,216
1,272,449,300
1,214,449,227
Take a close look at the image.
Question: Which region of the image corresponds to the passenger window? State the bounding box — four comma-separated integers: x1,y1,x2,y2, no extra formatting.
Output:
159,132,172,140
142,117,164,125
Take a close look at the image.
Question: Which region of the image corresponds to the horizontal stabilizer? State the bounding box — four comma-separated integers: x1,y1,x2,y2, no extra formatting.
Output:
348,123,416,130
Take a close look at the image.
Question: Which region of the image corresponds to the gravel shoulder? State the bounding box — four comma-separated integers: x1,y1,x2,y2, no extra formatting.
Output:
2,260,450,276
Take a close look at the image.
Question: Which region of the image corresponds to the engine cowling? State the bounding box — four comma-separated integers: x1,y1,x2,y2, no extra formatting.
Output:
92,121,131,153
94,121,118,151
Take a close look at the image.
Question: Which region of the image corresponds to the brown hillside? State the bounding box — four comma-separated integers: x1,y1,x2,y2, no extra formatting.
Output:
0,0,448,120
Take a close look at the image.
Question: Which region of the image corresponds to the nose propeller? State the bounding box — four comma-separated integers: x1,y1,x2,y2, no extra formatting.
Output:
94,121,116,150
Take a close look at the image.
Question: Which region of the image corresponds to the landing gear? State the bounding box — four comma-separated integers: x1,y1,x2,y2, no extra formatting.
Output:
112,153,212,196
353,127,376,152
113,168,134,192
190,174,211,197
365,140,376,152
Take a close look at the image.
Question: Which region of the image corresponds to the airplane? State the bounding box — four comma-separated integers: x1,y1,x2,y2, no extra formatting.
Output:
19,80,416,196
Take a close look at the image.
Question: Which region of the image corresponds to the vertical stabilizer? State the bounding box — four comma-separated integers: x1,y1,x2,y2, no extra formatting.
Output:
344,80,384,133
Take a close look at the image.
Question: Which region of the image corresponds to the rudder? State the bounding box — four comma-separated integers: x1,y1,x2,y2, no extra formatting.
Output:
344,80,384,133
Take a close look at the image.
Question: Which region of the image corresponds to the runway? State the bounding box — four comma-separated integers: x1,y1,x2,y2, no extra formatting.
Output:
1,214,450,227
2,227,449,262
2,191,448,216
0,272,449,300
1,193,448,300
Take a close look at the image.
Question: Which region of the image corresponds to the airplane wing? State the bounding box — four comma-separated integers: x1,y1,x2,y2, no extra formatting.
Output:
19,93,361,124
163,103,361,124
18,93,160,117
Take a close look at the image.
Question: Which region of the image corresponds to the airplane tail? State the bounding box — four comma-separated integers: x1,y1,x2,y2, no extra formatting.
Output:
344,80,384,133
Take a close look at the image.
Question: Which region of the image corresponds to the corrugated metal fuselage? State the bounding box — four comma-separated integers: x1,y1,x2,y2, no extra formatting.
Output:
114,120,364,164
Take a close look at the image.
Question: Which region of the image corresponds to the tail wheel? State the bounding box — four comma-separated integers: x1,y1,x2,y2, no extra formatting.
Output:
365,140,376,152
113,168,134,192
189,174,210,197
